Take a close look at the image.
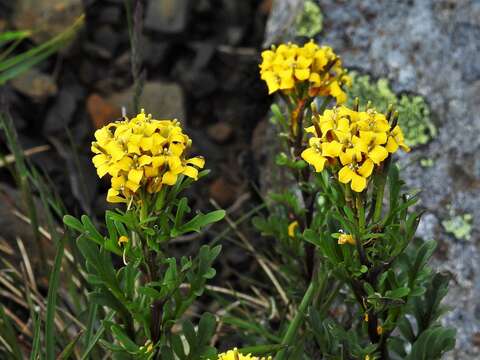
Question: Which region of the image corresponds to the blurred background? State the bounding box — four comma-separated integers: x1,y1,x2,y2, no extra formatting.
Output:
0,0,479,358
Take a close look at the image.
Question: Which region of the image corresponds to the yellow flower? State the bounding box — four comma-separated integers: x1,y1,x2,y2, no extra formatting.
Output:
91,110,205,203
338,234,356,245
218,348,271,360
259,40,350,101
302,105,409,193
377,325,383,335
338,159,374,192
386,125,410,153
118,235,129,246
288,221,299,238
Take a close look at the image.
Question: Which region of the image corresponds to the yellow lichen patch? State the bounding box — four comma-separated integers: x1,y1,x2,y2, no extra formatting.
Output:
302,105,409,192
259,40,351,103
91,109,205,203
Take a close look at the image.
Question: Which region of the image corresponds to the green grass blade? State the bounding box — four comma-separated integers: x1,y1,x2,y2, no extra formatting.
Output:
30,312,42,360
81,312,115,360
0,30,31,46
0,305,23,359
45,238,65,360
0,15,84,84
57,331,84,360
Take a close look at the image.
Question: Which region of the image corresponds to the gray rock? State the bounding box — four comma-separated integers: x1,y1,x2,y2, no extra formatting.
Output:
13,0,83,43
265,0,480,357
10,68,57,101
107,81,186,122
144,0,190,33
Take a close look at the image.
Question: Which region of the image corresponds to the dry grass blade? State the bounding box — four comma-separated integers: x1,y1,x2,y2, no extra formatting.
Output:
205,285,269,309
210,199,289,307
0,145,50,168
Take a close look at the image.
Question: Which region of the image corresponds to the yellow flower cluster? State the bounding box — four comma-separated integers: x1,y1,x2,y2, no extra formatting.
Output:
301,106,410,192
259,41,351,103
218,348,271,360
91,110,205,203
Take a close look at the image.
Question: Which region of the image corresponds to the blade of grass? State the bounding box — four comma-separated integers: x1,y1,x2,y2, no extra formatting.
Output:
0,113,44,271
30,312,42,360
56,330,84,360
45,237,65,360
0,15,84,84
80,311,115,360
0,305,23,359
0,30,31,46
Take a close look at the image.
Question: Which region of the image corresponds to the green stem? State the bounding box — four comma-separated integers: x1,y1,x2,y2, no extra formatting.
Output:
276,279,319,360
372,175,386,223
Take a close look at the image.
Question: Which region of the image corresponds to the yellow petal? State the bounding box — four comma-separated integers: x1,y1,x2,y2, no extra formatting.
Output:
162,171,177,185
301,148,327,172
368,145,389,165
329,81,347,104
128,168,143,185
96,164,110,178
92,154,108,167
309,72,321,85
338,234,355,245
111,176,126,190
183,165,198,179
152,156,166,167
295,68,310,81
288,221,299,238
357,159,374,178
321,141,343,158
107,188,126,203
339,149,354,165
187,156,205,168
385,136,399,153
140,136,153,151
351,173,367,192
338,166,355,184
144,166,159,177
125,180,140,192
116,156,133,171
105,142,124,161
138,155,152,166
279,75,295,90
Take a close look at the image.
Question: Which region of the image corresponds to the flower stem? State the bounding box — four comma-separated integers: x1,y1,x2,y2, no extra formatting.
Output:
276,276,320,360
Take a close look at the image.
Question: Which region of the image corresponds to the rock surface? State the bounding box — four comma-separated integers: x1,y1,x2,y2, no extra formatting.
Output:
265,0,480,358
13,0,83,43
106,81,186,122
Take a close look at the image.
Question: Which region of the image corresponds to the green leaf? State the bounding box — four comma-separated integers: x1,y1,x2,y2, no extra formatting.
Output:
386,287,410,299
172,210,225,236
63,214,84,232
170,333,186,359
407,326,456,360
111,324,139,353
81,214,104,246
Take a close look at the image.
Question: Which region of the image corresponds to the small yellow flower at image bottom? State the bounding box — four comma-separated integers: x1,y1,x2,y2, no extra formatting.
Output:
288,220,299,238
377,325,383,335
91,109,205,203
218,348,271,360
117,235,128,246
302,105,410,192
338,234,356,245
